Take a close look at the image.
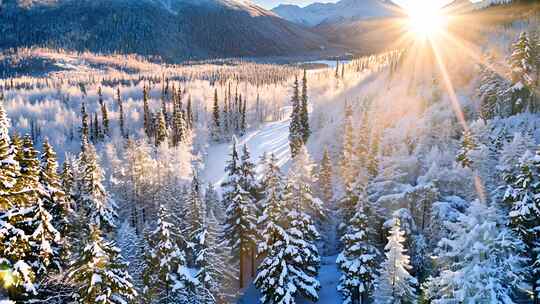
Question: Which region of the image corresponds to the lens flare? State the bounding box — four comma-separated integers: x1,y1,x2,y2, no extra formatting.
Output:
0,268,15,289
405,1,446,39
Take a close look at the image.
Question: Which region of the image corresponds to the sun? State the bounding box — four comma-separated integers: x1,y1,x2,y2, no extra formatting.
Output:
405,1,446,39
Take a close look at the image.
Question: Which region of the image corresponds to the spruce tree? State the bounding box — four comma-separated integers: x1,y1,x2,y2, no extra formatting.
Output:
373,218,417,304
116,87,126,138
509,32,535,114
69,224,137,304
289,76,303,157
301,69,310,144
340,102,355,188
186,95,193,130
504,150,540,302
0,102,19,209
456,130,478,169
155,111,168,147
78,139,117,233
337,198,378,304
142,205,194,303
221,139,257,289
80,101,89,142
211,89,221,141
318,147,334,204
143,85,152,139
98,87,110,137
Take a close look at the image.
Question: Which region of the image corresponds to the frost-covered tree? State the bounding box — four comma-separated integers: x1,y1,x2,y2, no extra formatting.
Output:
504,150,540,302
143,205,195,303
424,200,528,303
77,139,117,233
98,87,110,137
301,69,310,144
221,139,257,288
374,218,417,304
116,87,126,138
0,102,18,209
289,76,303,157
318,147,334,204
116,221,144,289
340,102,355,187
509,32,535,114
211,89,221,142
337,197,378,304
69,224,137,304
456,130,478,169
155,111,168,147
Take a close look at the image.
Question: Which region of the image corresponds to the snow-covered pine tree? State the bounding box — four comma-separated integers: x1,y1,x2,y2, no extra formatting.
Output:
289,75,303,157
69,224,137,304
336,195,378,304
256,153,281,242
204,183,221,220
98,87,110,137
116,87,126,138
0,101,19,209
373,218,417,304
456,130,478,169
301,69,310,144
155,111,168,147
184,174,205,244
80,101,89,141
211,88,221,142
424,200,527,303
142,205,195,303
77,138,117,233
143,85,152,139
504,150,540,302
318,147,334,204
340,101,355,188
186,95,193,130
171,94,187,147
478,55,506,120
221,139,257,288
509,32,535,114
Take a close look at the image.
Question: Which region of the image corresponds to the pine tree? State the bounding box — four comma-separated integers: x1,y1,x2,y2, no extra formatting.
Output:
171,98,187,146
143,85,152,139
300,69,310,144
504,150,540,303
337,198,379,304
0,101,19,209
509,32,535,114
116,87,126,138
143,205,195,303
93,113,100,142
80,101,89,142
289,76,303,157
186,95,193,130
211,89,221,141
98,87,110,137
184,174,205,243
116,220,144,290
478,56,505,121
77,139,117,233
340,102,355,187
155,111,168,147
424,200,527,303
456,130,478,169
373,218,417,304
221,139,257,289
240,95,247,136
318,147,334,204
69,224,137,304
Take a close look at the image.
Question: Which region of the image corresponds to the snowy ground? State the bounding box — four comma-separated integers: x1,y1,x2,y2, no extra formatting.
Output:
239,255,341,304
202,108,292,191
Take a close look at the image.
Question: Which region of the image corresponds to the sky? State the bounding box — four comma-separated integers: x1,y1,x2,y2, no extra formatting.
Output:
253,0,455,10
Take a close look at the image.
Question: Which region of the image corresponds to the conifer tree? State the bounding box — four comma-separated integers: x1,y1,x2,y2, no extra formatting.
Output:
78,139,117,233
509,32,535,114
171,98,187,146
504,150,540,302
155,111,168,147
98,87,110,137
143,205,195,303
116,220,144,290
240,96,247,136
211,89,221,141
184,174,205,242
289,76,303,157
340,102,355,187
69,224,137,304
456,130,478,169
221,139,257,288
93,112,100,142
186,95,193,130
116,87,126,138
301,69,310,144
424,200,527,303
143,85,152,139
318,147,334,204
374,219,417,304
0,102,19,209
337,197,378,304
80,101,89,141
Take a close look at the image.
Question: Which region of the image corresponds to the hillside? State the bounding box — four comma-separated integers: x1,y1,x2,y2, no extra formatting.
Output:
0,0,335,61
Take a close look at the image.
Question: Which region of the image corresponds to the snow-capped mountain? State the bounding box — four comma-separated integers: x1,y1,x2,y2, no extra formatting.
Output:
272,0,398,27
0,0,333,60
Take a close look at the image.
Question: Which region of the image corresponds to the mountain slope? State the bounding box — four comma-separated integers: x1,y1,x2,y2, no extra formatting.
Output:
0,0,332,61
272,0,397,27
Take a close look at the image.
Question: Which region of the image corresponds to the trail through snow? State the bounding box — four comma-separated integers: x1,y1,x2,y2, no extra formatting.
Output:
202,109,291,192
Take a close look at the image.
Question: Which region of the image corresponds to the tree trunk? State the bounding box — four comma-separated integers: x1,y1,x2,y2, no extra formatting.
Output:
239,251,245,289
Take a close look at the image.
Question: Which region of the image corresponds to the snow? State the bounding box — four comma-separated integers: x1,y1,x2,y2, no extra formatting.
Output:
202,110,291,193
241,255,341,303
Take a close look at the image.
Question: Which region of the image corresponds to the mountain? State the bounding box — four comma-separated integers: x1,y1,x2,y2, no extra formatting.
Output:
271,0,398,27
0,0,334,61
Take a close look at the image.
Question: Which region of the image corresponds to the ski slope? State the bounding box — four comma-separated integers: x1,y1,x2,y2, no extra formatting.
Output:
201,111,291,191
